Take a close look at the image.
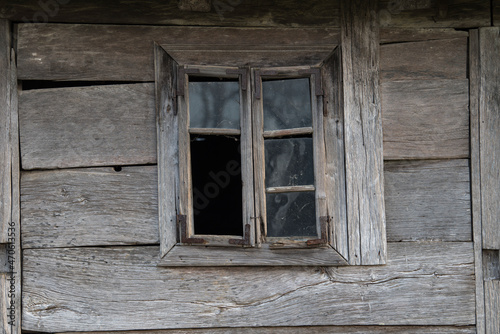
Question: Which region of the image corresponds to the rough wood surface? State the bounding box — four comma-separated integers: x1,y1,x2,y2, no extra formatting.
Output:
22,242,475,332
479,28,500,250
378,0,490,28
380,38,467,81
0,0,341,27
384,159,471,242
382,79,469,160
57,326,477,334
379,28,468,44
485,280,500,334
341,0,386,265
21,167,159,249
19,83,156,170
16,24,339,82
0,19,10,244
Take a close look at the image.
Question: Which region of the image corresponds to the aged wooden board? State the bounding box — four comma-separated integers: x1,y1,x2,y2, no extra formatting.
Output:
382,79,469,160
479,28,500,250
495,0,500,26
58,326,477,334
0,0,340,27
340,0,386,265
0,19,10,244
19,83,156,169
379,28,468,44
485,280,500,334
16,24,339,81
384,159,471,242
22,242,475,332
21,167,159,248
380,38,467,80
378,0,490,28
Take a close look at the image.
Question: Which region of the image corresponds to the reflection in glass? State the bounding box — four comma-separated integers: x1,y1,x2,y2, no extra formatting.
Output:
266,192,316,237
263,78,312,131
265,137,314,187
189,80,240,129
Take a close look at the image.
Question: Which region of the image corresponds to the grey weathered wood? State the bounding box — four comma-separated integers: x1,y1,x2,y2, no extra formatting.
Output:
340,0,386,265
380,38,467,81
158,245,347,267
380,28,468,44
482,250,500,281
57,326,477,334
382,79,469,160
0,1,341,27
22,242,475,332
479,27,500,250
21,167,159,249
485,280,500,334
0,19,10,244
19,83,156,170
321,47,348,260
155,44,178,258
16,24,339,82
469,29,486,334
385,159,471,242
378,0,490,28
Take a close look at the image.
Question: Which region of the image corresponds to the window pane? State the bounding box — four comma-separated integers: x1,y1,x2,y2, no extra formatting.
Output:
266,192,316,237
265,137,314,187
190,134,243,236
189,80,240,129
263,78,312,131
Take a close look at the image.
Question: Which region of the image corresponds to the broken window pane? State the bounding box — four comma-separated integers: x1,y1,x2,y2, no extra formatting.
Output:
266,192,316,237
189,80,240,129
264,137,314,187
262,78,312,131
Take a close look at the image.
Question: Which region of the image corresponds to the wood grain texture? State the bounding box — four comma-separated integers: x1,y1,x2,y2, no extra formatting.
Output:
485,280,500,334
378,0,490,28
16,24,339,81
19,83,156,170
57,326,477,334
379,28,468,44
384,159,471,242
341,0,386,265
479,27,500,250
382,79,469,160
0,19,10,244
380,38,467,81
0,0,341,27
21,167,159,249
22,242,475,332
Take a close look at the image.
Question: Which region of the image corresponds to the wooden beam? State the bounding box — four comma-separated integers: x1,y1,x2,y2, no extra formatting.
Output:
485,280,500,334
340,0,386,265
379,28,468,44
0,19,10,244
22,242,475,332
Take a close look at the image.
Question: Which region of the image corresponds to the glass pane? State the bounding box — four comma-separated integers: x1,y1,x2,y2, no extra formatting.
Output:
263,78,312,131
190,134,243,236
189,80,240,129
266,192,316,237
265,137,314,187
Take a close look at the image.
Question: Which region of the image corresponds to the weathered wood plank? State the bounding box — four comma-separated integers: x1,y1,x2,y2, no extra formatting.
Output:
469,28,486,334
380,28,468,44
22,242,475,332
380,38,467,80
385,159,471,242
21,167,159,249
0,0,341,27
16,24,339,82
485,280,500,334
378,0,490,28
0,19,10,244
382,79,469,160
57,326,477,334
495,0,500,26
341,0,386,265
19,83,156,170
479,27,500,250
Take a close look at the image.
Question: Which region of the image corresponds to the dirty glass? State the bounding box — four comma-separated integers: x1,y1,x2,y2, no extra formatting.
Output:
266,192,316,237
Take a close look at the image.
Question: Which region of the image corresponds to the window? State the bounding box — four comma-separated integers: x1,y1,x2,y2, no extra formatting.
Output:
154,43,386,266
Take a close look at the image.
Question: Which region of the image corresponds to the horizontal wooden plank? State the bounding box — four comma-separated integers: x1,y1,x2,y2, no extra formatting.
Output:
379,0,490,28
382,79,469,160
380,38,467,80
1,0,340,27
380,28,468,44
21,166,159,248
16,24,339,81
22,242,475,332
19,83,156,169
57,326,477,334
385,159,471,242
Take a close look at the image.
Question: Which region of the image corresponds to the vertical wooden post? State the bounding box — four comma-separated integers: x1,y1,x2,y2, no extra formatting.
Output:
340,0,386,265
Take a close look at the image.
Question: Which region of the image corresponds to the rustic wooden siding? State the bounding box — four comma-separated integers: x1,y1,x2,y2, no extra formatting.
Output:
0,19,10,244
